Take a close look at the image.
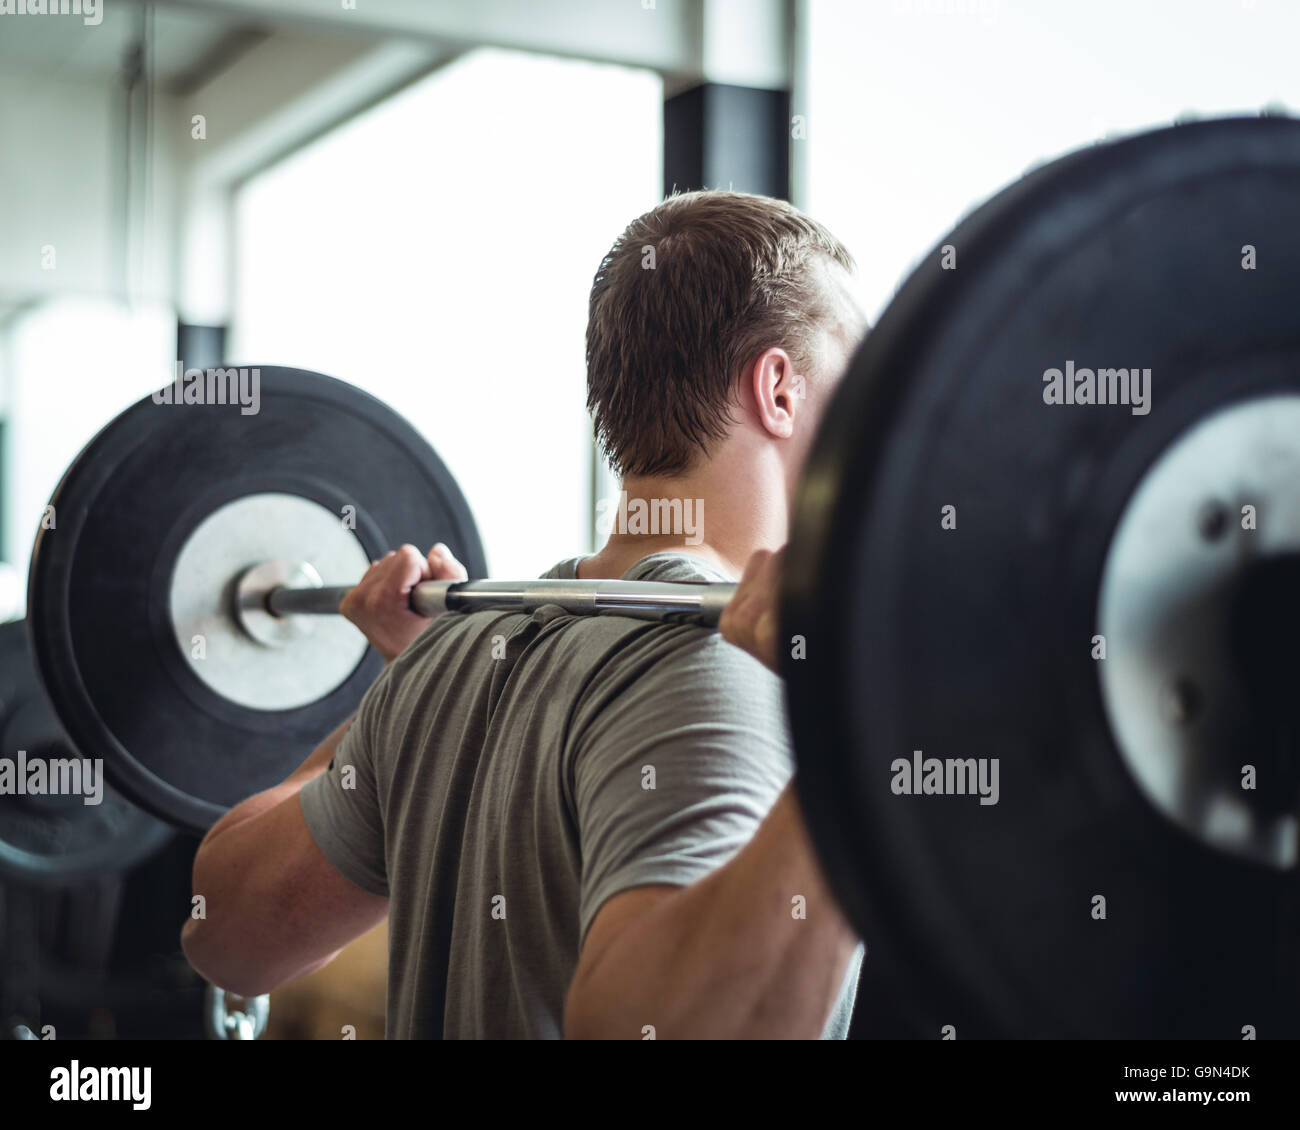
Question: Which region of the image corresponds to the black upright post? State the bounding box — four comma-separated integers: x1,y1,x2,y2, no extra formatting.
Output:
176,322,228,372
663,82,791,200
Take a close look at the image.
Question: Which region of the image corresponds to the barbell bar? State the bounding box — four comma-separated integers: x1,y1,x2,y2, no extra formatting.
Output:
253,569,737,628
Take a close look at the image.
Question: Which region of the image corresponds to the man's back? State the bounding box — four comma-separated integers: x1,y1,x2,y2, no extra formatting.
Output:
301,552,862,1038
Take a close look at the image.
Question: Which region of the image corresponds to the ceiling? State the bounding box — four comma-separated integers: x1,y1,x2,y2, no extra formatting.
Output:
0,1,270,93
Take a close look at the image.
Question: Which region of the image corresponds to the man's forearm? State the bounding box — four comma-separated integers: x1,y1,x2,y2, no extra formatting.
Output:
566,784,859,1039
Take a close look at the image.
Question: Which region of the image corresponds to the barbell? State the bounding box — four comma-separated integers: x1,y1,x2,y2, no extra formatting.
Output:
18,115,1300,1038
252,573,736,626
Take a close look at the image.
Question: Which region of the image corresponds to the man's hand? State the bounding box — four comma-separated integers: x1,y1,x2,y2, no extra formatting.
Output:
340,542,467,662
718,547,783,672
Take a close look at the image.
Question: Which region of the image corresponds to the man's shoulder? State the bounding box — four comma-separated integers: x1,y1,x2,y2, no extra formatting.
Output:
582,613,787,747
543,550,777,687
395,553,785,732
542,550,734,586
621,551,734,585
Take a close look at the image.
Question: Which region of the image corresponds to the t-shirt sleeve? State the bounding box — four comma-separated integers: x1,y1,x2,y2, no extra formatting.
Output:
299,665,391,898
572,633,792,944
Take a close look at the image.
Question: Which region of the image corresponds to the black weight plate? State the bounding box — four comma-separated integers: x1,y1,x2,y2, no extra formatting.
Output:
785,117,1300,1038
0,620,170,886
29,367,488,834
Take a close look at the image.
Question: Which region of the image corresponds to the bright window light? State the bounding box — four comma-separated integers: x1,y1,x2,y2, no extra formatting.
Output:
233,48,662,577
802,0,1300,320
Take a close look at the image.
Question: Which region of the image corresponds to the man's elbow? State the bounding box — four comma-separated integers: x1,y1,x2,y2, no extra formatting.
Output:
179,923,230,996
180,911,279,999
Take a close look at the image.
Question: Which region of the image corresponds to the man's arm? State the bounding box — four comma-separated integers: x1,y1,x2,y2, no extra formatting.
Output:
180,716,389,997
565,544,858,1039
565,787,856,1039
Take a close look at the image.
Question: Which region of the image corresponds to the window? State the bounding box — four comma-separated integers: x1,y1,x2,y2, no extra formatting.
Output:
800,0,1300,320
233,48,661,576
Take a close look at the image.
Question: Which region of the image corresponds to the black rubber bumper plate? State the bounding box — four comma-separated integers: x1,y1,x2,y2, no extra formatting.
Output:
28,367,487,835
784,118,1300,1038
0,619,170,885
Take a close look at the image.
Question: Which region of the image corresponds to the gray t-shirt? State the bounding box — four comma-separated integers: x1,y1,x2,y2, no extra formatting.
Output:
300,551,863,1038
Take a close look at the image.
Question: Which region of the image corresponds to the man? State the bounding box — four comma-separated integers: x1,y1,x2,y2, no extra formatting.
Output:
181,190,868,1038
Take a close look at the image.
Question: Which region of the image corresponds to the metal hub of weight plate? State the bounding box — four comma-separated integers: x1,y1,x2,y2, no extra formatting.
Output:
28,367,487,834
784,117,1300,1038
169,493,372,711
1098,395,1300,870
0,620,170,886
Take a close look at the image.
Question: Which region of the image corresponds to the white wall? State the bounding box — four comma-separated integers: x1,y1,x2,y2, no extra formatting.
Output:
801,0,1300,320
0,52,179,614
5,298,176,612
0,68,178,310
231,48,662,578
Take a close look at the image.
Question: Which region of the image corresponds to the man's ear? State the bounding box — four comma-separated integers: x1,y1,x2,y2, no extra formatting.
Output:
748,347,800,439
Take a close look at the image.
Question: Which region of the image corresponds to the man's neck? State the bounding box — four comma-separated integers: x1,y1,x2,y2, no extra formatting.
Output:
578,452,787,581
